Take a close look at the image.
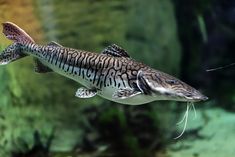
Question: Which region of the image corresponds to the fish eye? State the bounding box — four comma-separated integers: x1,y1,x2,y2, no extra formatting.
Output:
166,79,177,85
185,93,192,97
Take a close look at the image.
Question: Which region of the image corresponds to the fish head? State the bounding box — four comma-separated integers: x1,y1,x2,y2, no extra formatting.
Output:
137,70,208,102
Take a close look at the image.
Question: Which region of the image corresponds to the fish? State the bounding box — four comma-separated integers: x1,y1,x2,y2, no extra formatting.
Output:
0,22,208,105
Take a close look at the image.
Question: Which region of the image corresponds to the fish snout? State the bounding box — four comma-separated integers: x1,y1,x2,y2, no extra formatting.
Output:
196,95,208,101
183,89,208,102
192,91,208,102
201,95,208,101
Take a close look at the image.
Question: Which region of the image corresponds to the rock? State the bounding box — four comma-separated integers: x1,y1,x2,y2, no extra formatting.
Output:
168,107,235,157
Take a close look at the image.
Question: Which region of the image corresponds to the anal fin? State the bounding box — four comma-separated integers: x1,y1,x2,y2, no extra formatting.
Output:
75,87,97,98
34,59,53,73
112,88,141,99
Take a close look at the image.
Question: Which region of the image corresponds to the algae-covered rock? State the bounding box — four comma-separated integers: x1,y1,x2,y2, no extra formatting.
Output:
168,107,235,157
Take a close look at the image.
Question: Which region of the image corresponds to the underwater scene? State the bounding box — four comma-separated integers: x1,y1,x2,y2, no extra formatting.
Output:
0,0,235,157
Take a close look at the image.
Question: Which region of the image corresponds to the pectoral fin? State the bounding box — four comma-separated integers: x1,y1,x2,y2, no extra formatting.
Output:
34,59,53,73
112,88,141,99
75,87,97,98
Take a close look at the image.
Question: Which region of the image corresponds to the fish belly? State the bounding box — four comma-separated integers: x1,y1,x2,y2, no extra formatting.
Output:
41,61,157,105
98,86,157,105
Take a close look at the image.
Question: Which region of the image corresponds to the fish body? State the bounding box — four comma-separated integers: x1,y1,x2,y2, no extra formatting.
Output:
0,22,208,105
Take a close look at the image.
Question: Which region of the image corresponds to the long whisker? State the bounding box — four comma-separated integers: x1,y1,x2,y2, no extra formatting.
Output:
191,102,197,119
176,108,187,125
176,102,190,125
206,62,235,72
174,103,190,139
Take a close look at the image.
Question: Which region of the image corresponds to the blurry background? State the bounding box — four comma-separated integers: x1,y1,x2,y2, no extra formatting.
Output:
0,0,234,157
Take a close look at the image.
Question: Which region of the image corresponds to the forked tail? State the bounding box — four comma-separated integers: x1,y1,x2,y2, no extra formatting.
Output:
0,22,34,65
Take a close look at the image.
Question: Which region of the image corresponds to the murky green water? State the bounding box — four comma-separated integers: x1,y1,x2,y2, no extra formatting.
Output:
0,0,235,157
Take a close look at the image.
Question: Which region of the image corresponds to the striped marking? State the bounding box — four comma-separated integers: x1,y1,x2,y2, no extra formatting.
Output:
21,43,150,91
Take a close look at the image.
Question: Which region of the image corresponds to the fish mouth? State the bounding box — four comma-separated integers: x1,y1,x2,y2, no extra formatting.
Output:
198,95,208,101
184,95,208,102
194,95,208,102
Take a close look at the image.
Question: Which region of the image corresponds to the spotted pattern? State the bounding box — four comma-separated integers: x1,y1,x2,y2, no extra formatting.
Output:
0,43,25,65
75,87,97,98
2,22,34,43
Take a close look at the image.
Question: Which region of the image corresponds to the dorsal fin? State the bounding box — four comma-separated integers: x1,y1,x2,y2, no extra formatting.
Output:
101,44,130,58
47,41,63,47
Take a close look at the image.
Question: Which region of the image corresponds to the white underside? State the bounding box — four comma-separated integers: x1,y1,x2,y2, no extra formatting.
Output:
41,60,164,105
97,85,159,105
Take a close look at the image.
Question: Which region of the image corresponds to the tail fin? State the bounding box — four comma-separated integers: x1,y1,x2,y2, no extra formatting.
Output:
0,22,33,65
0,44,26,65
2,22,34,43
